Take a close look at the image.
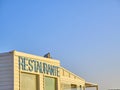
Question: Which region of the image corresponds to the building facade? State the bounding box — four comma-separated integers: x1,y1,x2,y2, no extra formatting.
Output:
0,50,98,90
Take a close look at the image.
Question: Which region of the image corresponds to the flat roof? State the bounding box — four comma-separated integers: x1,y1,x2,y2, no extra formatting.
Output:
85,82,98,88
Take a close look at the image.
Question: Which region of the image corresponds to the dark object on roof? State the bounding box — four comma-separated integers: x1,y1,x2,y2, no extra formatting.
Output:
44,52,51,58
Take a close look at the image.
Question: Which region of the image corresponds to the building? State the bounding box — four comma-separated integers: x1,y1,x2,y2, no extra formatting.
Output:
0,50,98,90
108,88,120,90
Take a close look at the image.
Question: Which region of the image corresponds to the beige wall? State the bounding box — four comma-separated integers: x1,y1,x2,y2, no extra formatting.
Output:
13,50,60,90
60,67,85,90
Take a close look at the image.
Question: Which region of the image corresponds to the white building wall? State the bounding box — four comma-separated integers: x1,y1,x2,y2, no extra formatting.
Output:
0,52,13,90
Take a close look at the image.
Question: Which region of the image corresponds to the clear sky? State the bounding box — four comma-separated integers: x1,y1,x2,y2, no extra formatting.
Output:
1,0,120,90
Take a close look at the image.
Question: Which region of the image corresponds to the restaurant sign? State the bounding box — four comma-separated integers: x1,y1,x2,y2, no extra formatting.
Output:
19,56,59,76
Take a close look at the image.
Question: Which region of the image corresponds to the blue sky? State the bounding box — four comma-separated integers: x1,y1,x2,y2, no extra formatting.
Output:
1,0,120,90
